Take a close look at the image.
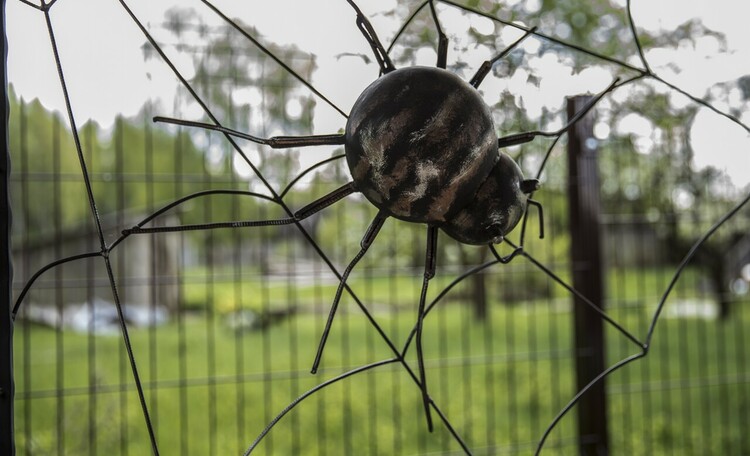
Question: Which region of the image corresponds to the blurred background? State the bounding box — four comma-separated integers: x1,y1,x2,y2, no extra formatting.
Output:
6,0,750,454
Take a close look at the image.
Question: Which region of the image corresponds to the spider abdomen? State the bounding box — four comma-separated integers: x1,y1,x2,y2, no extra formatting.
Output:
345,66,498,223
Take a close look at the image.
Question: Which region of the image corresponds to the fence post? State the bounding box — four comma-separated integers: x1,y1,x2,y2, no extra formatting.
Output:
0,0,14,452
567,95,608,455
0,0,14,453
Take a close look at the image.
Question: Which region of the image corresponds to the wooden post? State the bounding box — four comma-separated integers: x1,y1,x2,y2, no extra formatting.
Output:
0,0,16,453
567,95,608,455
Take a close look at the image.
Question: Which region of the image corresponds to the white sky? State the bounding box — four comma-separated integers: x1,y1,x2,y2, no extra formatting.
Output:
7,0,750,187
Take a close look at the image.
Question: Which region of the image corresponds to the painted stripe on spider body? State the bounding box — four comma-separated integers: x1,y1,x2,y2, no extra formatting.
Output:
345,66,498,224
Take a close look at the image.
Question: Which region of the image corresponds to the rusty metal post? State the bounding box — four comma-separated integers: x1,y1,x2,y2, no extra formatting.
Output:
567,95,608,455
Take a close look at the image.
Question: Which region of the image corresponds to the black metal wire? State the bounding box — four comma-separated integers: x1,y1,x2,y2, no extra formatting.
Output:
1,22,20,456
243,358,400,456
152,116,346,149
52,111,64,456
9,0,750,455
173,114,189,456
116,3,400,371
17,98,31,456
385,0,429,56
201,0,349,119
114,118,129,455
440,0,750,135
345,0,396,74
645,191,750,347
16,346,589,400
143,109,160,453
280,154,345,198
428,0,448,69
38,8,161,454
438,0,647,75
532,189,750,455
16,0,40,11
470,27,537,88
505,239,644,349
116,2,478,451
310,212,387,374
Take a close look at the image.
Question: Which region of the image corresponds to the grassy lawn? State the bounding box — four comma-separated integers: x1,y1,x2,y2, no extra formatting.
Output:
12,265,750,455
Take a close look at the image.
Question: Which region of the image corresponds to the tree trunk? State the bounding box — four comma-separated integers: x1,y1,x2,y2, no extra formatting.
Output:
459,246,489,321
708,261,731,321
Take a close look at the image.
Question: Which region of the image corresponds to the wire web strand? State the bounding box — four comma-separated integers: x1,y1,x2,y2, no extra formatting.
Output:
9,0,750,454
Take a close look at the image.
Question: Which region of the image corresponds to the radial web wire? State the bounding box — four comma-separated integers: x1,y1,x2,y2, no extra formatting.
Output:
8,0,750,454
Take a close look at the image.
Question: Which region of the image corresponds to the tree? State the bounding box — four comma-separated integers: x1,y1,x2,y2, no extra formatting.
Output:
151,7,318,189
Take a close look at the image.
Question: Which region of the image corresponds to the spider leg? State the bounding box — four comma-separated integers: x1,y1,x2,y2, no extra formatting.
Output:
527,198,545,239
346,0,396,74
294,182,358,220
518,197,545,246
494,197,544,264
501,196,545,262
470,27,537,88
496,77,620,149
310,210,389,374
416,225,439,432
153,117,345,149
428,0,448,69
123,182,357,235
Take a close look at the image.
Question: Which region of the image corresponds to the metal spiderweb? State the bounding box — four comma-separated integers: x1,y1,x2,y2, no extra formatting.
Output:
8,0,750,455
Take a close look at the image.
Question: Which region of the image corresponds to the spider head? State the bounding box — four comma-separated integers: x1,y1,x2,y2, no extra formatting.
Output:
441,152,539,245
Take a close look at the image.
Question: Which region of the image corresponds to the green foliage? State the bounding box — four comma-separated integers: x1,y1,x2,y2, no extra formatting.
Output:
8,94,215,243
10,8,324,251
14,294,750,455
9,90,87,233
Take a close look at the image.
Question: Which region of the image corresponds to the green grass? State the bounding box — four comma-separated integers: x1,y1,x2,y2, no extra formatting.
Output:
12,266,750,455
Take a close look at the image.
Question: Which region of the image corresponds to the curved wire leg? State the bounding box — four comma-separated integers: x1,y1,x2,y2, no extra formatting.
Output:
152,117,345,149
310,211,388,374
416,226,439,432
494,194,544,266
469,26,537,88
122,182,357,235
519,198,545,245
346,0,395,73
428,0,448,68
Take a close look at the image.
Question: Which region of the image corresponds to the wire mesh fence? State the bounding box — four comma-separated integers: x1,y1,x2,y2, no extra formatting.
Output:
5,1,750,455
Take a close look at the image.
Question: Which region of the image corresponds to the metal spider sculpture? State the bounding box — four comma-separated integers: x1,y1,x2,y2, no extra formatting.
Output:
144,0,617,438
11,0,750,454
